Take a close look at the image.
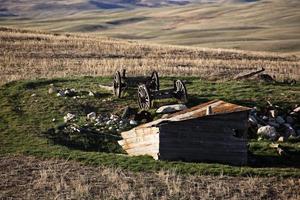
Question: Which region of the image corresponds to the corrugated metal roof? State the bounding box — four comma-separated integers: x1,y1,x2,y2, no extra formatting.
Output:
138,100,251,129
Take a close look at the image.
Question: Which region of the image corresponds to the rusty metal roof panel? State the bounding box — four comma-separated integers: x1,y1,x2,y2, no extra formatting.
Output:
137,100,251,129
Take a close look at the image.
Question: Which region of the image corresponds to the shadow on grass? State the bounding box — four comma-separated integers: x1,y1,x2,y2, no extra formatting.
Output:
43,126,124,154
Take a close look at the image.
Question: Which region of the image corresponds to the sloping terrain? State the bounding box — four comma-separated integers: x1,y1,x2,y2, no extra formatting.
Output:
0,27,299,86
0,0,299,53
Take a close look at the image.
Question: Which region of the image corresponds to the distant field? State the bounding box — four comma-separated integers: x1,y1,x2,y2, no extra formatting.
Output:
0,0,299,53
0,27,299,86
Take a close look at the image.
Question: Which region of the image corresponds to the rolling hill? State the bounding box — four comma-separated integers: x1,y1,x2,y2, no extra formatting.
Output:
0,0,299,53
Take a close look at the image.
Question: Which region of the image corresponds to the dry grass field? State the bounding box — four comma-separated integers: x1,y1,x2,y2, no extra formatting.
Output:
1,0,299,53
1,156,299,200
0,27,299,86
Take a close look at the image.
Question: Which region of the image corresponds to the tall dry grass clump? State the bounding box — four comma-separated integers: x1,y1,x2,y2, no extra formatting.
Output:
0,26,299,85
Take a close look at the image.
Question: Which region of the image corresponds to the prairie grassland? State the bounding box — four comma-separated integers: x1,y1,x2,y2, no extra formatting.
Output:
1,156,299,200
0,27,299,86
1,0,299,53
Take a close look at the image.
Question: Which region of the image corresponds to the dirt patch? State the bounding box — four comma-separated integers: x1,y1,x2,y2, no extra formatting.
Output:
0,155,299,199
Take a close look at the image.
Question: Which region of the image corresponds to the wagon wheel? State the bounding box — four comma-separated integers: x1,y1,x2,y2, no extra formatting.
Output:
137,85,152,110
113,71,122,98
149,71,160,91
175,80,188,103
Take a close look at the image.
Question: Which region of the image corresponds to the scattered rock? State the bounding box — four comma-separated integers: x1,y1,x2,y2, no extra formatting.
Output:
275,116,285,125
277,147,286,156
129,120,138,126
257,125,278,140
277,136,285,142
64,113,76,123
87,112,96,121
269,110,277,118
293,107,300,113
48,86,57,94
88,91,94,97
248,115,258,126
106,120,113,125
262,116,269,121
156,104,187,114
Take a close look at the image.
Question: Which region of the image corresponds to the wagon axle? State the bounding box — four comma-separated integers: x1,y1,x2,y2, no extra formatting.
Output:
113,69,159,98
138,80,188,110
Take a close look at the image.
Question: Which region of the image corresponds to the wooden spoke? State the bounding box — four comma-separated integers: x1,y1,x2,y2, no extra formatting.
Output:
137,85,151,110
113,71,122,98
175,80,188,103
149,71,160,91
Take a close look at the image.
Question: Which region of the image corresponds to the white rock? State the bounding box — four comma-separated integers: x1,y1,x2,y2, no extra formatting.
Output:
64,113,75,123
108,126,114,131
275,116,285,124
293,107,300,113
64,89,71,96
129,120,138,126
257,125,278,140
52,118,56,122
106,120,113,125
87,112,96,120
262,116,269,121
48,87,57,94
31,93,36,97
248,115,258,125
277,136,285,142
156,104,187,114
88,91,94,96
269,110,276,118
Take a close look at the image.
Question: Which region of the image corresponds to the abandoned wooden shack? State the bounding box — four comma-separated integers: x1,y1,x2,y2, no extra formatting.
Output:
118,100,251,165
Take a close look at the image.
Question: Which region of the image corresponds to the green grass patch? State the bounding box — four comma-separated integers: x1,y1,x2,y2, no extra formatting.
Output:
0,76,300,177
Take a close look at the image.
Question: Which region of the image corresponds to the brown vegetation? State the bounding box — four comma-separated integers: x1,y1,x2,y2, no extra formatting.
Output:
1,155,299,199
0,27,299,86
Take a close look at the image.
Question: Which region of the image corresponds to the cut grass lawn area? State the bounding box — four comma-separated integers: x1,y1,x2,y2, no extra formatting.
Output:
0,76,300,177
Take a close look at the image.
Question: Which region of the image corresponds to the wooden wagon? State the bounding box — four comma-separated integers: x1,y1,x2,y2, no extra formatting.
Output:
118,100,251,165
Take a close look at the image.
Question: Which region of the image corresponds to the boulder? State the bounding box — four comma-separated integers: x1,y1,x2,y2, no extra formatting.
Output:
257,125,278,140
156,104,187,114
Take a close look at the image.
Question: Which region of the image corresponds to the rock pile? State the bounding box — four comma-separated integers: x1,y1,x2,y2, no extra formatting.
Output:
249,102,300,142
48,85,97,99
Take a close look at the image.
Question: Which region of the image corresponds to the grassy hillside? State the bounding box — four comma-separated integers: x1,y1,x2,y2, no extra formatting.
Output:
1,76,300,178
0,27,299,86
0,0,299,53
